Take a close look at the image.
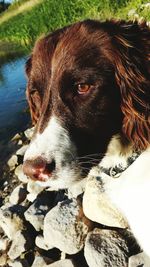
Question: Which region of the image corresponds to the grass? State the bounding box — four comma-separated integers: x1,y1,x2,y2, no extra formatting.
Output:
0,0,149,52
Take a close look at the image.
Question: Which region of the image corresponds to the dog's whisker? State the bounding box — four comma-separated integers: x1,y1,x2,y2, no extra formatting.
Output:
78,160,100,165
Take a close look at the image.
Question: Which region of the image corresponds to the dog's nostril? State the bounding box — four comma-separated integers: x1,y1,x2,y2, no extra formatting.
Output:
23,157,55,181
45,160,56,174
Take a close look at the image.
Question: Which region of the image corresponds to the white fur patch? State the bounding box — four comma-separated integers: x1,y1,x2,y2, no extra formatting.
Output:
99,140,150,257
24,116,82,189
99,134,133,171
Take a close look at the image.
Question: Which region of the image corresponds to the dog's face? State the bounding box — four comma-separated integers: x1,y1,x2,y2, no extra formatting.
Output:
23,20,150,189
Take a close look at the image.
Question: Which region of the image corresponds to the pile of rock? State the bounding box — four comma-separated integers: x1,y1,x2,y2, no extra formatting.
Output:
0,128,149,267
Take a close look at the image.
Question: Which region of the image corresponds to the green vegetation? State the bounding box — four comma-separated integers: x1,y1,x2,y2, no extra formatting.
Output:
0,0,149,52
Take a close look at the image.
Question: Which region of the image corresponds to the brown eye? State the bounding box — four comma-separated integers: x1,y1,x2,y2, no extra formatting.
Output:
77,84,93,95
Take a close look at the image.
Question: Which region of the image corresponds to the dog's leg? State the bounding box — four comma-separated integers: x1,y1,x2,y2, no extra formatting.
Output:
100,147,150,257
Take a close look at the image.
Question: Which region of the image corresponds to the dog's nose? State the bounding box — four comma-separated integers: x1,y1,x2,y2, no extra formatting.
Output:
23,157,55,181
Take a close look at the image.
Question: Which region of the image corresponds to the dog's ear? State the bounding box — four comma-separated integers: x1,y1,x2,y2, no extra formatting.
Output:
25,55,41,125
110,20,150,150
25,27,68,125
25,56,32,77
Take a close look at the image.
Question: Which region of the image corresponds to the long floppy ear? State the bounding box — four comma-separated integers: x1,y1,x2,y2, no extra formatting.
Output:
25,55,40,125
25,26,69,125
109,20,150,150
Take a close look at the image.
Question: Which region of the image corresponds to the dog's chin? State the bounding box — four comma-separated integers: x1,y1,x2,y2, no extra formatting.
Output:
34,166,84,191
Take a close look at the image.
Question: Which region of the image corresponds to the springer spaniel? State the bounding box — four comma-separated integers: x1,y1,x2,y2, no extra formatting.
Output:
23,20,150,256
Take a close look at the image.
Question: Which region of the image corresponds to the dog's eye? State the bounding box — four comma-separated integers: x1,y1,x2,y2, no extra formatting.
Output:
77,84,93,95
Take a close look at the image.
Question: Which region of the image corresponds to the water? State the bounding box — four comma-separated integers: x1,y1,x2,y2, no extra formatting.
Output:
0,56,30,144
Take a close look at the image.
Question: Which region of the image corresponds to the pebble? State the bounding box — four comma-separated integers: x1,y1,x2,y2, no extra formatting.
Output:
15,164,29,183
31,256,53,267
43,198,92,254
7,155,18,170
0,235,9,250
24,127,34,140
0,253,7,266
16,145,28,156
8,230,27,260
83,169,127,228
129,252,150,267
84,228,129,267
25,191,55,231
27,180,44,202
0,204,25,240
8,259,30,267
9,184,28,205
35,235,49,250
48,259,76,267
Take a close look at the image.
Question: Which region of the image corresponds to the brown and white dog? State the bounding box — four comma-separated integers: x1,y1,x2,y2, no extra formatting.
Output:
23,20,150,255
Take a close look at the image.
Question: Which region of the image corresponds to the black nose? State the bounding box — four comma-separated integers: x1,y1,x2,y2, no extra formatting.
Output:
23,157,56,181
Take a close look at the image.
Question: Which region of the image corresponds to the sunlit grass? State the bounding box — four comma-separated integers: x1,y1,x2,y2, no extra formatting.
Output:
0,0,149,53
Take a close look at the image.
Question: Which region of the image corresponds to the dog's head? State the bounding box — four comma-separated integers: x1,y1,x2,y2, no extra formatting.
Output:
23,20,150,189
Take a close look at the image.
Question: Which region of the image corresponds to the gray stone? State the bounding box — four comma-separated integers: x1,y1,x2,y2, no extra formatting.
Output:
24,127,34,140
9,184,27,205
11,133,21,142
15,164,29,183
47,259,75,267
84,228,129,267
0,235,9,251
25,191,55,231
67,178,86,198
8,259,30,267
0,204,25,240
129,252,150,267
8,230,26,260
31,256,53,267
27,180,44,202
0,253,7,266
16,145,28,156
35,235,50,250
18,140,23,145
7,155,18,170
43,198,92,254
83,168,127,228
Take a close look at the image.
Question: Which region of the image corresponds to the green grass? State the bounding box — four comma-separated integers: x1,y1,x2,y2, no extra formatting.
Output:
0,0,149,52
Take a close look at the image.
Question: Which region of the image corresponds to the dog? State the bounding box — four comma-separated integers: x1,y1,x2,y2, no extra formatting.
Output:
23,19,150,255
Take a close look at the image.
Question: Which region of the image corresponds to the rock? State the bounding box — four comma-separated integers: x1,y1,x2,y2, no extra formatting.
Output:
43,198,92,254
11,133,21,142
9,184,28,205
35,235,49,250
128,252,150,267
27,180,44,202
84,228,129,267
15,164,29,183
16,145,28,156
0,253,7,266
24,127,34,140
18,140,23,145
8,230,27,260
83,168,127,228
8,259,30,267
0,235,9,250
0,204,25,239
48,259,76,267
67,178,87,198
31,256,53,267
7,155,18,170
25,191,56,231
